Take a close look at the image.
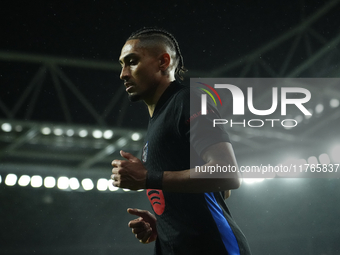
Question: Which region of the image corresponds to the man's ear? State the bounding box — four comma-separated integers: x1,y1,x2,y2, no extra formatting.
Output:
159,52,171,71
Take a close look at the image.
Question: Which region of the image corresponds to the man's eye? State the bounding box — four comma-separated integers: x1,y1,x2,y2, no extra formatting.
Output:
129,60,137,65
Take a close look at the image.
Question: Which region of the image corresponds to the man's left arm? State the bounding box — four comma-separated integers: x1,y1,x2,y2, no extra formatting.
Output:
162,142,240,192
111,142,240,192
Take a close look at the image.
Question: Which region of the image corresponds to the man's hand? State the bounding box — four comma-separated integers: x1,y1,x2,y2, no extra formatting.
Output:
111,150,147,190
127,208,157,244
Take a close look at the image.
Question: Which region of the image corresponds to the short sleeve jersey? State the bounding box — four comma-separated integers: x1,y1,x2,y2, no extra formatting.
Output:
142,81,252,255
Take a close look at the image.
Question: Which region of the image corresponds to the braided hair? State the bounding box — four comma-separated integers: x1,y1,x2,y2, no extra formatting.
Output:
127,28,188,80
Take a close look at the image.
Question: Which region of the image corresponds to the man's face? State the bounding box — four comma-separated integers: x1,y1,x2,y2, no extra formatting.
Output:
119,39,161,102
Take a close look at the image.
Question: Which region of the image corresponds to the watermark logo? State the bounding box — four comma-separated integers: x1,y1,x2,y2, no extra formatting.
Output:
197,82,222,115
194,79,312,129
190,78,339,179
201,84,312,116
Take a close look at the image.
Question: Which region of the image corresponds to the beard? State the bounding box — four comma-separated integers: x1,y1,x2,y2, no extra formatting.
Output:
128,93,142,102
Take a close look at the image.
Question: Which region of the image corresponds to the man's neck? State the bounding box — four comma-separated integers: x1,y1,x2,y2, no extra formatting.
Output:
145,79,175,117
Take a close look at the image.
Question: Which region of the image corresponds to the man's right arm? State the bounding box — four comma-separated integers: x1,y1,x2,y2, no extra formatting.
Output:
127,208,157,244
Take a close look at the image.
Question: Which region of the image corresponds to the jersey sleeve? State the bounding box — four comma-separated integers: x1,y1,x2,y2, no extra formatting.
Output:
176,87,231,157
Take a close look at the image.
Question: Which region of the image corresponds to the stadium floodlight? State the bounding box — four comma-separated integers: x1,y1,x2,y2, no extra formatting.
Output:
131,133,141,141
319,153,331,165
242,178,265,184
53,128,63,136
44,176,56,188
330,99,339,108
18,175,31,187
69,177,80,190
82,178,94,191
18,175,30,187
79,130,88,138
103,130,113,139
57,176,70,190
92,130,103,139
31,175,43,188
307,156,319,165
295,115,303,123
97,178,108,191
15,125,23,132
5,174,17,186
1,123,12,132
315,104,324,114
41,127,51,135
66,129,75,137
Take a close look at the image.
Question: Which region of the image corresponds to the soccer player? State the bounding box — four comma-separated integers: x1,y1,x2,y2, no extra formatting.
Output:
111,28,252,255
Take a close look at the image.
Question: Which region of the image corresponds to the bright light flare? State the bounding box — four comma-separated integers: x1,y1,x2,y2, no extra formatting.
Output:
131,133,141,141
66,129,75,137
315,104,324,114
41,127,51,135
69,178,80,190
242,178,265,184
1,123,12,132
53,128,63,136
103,130,113,139
79,130,88,137
44,176,56,188
5,174,17,186
18,175,30,187
92,130,103,139
307,156,319,165
57,176,70,190
319,153,331,165
31,175,43,188
82,178,94,191
330,99,339,108
97,178,108,191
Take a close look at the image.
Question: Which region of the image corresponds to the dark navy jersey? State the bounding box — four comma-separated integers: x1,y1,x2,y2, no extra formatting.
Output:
142,81,252,255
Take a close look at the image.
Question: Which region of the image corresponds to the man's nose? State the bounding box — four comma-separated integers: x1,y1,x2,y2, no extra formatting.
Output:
120,66,130,80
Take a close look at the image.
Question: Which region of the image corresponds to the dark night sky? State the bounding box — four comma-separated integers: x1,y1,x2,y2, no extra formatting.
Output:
1,0,337,70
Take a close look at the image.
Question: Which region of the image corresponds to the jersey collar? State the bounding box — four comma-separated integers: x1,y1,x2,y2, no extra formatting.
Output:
151,80,181,119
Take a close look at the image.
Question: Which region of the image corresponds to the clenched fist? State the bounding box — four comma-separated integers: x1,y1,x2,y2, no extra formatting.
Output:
111,150,147,190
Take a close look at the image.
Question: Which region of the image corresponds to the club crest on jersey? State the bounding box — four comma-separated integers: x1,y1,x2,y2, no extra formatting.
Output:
142,141,148,162
147,189,165,215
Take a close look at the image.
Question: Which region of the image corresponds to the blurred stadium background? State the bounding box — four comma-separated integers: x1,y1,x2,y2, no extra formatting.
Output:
1,1,340,254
